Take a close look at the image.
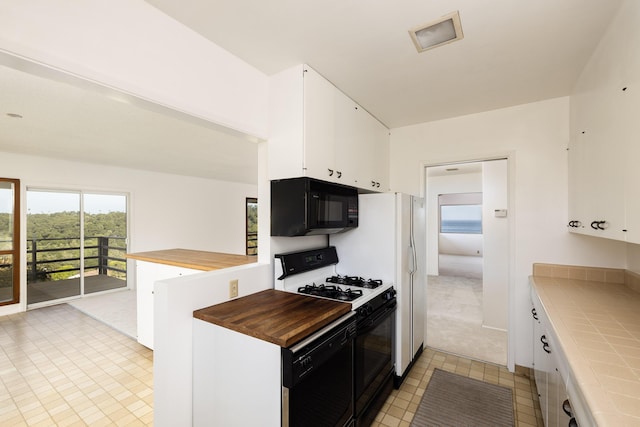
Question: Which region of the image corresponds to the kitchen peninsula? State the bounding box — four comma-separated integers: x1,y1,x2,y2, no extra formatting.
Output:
192,289,353,426
126,248,268,427
126,248,257,349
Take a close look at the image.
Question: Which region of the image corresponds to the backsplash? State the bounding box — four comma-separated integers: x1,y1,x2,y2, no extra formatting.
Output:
532,263,640,293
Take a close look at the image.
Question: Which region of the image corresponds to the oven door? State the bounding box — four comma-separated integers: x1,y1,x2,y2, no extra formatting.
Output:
282,315,356,427
354,301,396,424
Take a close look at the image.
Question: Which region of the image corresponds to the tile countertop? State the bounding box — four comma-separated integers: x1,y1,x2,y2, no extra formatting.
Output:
530,266,640,426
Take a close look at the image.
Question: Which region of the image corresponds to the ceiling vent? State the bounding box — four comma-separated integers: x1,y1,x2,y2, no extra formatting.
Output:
409,11,464,53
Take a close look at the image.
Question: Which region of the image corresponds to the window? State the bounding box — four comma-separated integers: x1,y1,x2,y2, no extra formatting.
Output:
439,193,482,234
246,198,257,256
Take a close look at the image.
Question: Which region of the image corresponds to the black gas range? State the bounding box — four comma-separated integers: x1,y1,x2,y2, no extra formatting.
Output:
275,246,397,427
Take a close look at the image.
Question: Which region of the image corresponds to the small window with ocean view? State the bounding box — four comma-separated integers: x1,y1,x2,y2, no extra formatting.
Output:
440,204,482,234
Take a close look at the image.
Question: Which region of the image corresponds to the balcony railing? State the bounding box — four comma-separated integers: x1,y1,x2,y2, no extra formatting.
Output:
247,231,258,256
26,236,127,283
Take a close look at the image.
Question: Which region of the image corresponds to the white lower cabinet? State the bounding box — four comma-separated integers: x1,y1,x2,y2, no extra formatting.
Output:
135,261,199,349
531,292,573,427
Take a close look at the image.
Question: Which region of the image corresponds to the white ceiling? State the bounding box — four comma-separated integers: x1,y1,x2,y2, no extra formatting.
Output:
146,0,622,127
0,1,623,184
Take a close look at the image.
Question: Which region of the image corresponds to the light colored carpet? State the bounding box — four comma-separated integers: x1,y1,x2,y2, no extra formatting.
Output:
426,274,507,365
411,368,514,427
67,289,137,339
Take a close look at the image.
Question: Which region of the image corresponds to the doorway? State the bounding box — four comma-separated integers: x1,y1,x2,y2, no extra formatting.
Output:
425,159,508,365
26,189,128,306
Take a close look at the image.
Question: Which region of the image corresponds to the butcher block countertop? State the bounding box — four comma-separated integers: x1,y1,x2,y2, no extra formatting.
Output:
193,289,351,348
125,248,256,271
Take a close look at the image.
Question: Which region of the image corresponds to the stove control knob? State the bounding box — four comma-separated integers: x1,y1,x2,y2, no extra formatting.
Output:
382,289,396,301
357,304,372,317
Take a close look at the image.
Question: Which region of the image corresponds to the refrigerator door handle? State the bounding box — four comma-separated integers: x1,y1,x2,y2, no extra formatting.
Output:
408,245,416,274
408,196,418,275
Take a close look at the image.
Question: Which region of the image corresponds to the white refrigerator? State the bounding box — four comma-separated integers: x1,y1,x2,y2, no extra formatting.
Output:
330,192,426,380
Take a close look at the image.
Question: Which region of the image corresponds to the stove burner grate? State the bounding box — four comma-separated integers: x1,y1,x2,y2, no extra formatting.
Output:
297,283,363,302
326,275,383,289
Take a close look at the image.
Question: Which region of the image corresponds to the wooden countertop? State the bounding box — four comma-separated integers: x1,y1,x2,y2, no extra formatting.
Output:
125,248,256,271
531,275,640,426
193,289,352,348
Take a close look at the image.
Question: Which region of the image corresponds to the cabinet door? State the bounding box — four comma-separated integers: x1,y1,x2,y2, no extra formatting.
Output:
533,314,548,424
546,354,561,427
623,86,640,243
136,261,156,349
303,67,337,182
353,105,379,190
136,261,200,349
371,118,390,191
567,125,588,234
338,100,389,192
588,86,627,241
334,90,359,186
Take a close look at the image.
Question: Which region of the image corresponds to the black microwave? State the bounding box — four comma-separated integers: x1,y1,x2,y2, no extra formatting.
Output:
271,177,358,236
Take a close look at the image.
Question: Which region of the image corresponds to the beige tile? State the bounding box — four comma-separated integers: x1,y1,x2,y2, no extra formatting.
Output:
605,269,626,284
374,348,544,427
586,269,606,282
551,266,570,278
533,264,554,277
0,305,152,427
568,267,587,281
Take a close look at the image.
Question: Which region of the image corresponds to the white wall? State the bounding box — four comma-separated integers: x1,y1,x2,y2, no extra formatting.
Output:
438,234,483,257
482,159,509,330
0,151,256,316
426,172,482,275
0,0,268,139
390,97,628,368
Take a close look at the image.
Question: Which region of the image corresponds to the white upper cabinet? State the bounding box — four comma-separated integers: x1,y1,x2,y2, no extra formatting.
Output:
303,67,339,182
269,64,389,192
568,88,626,242
568,3,640,244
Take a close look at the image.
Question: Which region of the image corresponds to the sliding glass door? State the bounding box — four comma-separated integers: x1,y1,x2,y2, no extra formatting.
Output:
83,193,127,294
27,189,127,305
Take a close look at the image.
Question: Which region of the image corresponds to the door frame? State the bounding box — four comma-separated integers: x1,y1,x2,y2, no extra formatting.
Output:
421,152,516,371
25,187,130,309
0,178,21,306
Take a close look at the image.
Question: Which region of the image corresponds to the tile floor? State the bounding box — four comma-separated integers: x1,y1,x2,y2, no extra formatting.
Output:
1,303,543,427
373,348,545,427
0,304,153,426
